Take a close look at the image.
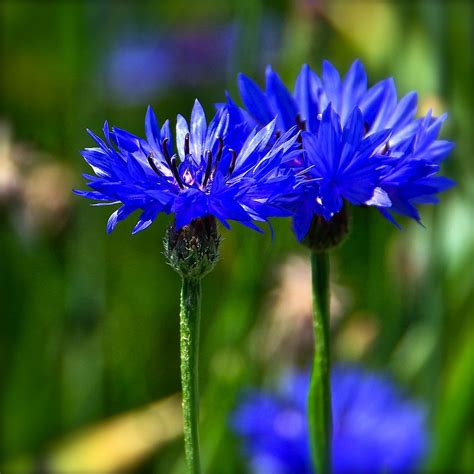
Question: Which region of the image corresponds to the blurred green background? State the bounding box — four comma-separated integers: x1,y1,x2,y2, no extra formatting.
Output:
0,0,473,472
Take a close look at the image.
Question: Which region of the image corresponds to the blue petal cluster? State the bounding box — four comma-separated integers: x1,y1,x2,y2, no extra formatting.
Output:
232,366,428,474
75,100,299,233
77,61,454,238
231,60,454,239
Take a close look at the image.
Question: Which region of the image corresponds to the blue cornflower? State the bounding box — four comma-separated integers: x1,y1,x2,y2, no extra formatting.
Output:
75,100,299,233
228,60,454,239
377,110,456,226
293,105,392,239
232,366,428,474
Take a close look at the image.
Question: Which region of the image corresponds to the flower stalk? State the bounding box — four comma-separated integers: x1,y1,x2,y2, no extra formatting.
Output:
180,276,202,474
308,251,332,474
165,216,220,473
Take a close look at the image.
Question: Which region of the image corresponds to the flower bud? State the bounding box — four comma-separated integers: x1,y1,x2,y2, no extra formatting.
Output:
302,204,350,252
164,216,220,278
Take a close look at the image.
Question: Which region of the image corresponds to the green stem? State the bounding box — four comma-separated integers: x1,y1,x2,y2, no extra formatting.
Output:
308,251,332,474
180,276,202,474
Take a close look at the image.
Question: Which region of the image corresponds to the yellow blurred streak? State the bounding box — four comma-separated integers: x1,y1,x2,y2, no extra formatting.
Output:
5,394,182,473
335,315,379,361
325,1,400,67
0,121,21,200
418,95,446,118
50,395,182,472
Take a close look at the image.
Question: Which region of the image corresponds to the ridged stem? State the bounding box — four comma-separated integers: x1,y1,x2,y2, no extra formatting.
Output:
180,276,202,474
308,251,332,474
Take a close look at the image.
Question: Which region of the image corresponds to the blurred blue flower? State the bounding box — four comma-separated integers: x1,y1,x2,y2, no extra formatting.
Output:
105,36,172,105
103,25,237,104
170,25,236,87
232,366,429,474
228,61,454,238
75,100,299,233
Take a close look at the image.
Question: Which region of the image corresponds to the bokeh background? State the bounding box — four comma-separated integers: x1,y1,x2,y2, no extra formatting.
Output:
1,0,473,472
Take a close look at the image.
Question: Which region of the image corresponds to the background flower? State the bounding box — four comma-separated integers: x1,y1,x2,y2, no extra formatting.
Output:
232,366,428,474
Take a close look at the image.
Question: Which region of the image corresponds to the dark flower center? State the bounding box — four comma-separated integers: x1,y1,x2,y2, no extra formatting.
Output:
295,113,307,131
147,137,184,189
202,136,224,187
147,134,237,192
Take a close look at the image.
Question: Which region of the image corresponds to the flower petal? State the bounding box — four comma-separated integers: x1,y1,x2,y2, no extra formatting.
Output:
265,65,298,130
238,73,274,124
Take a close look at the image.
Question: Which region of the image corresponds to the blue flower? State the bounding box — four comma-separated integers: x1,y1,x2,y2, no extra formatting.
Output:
377,110,455,226
232,366,429,474
293,105,392,239
229,61,454,238
105,35,172,105
75,100,299,234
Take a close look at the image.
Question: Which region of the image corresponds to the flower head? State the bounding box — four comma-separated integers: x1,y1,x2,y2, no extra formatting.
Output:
228,61,454,239
294,105,392,239
75,100,299,234
232,366,429,474
377,110,455,226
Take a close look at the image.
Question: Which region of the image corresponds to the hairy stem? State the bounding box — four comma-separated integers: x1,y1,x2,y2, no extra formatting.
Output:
308,251,332,474
180,276,202,474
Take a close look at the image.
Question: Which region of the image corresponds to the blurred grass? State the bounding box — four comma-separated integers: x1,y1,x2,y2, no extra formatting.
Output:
0,0,473,473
